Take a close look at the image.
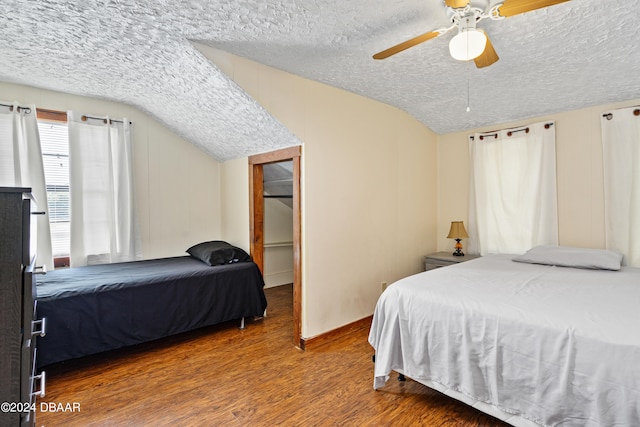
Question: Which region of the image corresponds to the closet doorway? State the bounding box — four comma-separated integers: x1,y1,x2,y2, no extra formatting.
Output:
249,146,301,347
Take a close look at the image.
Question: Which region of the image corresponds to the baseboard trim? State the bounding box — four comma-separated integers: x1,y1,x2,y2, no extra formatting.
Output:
300,315,373,350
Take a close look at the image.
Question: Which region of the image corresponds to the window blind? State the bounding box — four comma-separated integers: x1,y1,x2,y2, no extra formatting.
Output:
38,120,70,257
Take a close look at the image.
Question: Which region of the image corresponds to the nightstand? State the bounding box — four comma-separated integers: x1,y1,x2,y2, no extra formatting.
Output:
424,251,480,271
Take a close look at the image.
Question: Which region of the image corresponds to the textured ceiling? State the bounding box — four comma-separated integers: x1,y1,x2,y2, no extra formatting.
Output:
1,0,639,161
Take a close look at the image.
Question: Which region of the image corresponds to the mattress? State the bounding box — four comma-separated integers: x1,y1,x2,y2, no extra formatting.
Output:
368,254,640,426
36,256,267,367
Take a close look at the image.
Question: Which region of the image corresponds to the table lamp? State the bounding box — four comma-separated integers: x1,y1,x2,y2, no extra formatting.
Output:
447,221,469,256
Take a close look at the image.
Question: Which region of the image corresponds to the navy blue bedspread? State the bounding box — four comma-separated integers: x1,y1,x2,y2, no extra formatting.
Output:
35,256,267,367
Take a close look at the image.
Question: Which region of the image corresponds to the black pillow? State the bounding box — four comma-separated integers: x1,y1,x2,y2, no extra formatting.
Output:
186,241,251,266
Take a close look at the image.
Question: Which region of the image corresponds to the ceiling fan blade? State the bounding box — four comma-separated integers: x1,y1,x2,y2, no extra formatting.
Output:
474,33,499,68
497,0,571,17
373,31,441,60
445,0,470,8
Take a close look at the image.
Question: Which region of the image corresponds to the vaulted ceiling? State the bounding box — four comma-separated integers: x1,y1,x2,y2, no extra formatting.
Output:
1,0,638,161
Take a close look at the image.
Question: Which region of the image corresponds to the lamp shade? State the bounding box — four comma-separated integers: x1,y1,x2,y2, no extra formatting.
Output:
449,29,487,61
447,221,469,239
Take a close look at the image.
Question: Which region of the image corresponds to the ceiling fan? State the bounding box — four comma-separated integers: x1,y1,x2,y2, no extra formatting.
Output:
373,0,571,68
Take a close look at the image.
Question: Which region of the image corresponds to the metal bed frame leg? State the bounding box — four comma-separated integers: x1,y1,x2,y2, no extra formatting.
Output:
372,354,405,381
239,317,245,330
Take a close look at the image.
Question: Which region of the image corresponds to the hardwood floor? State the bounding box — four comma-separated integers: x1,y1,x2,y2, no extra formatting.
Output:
38,284,508,426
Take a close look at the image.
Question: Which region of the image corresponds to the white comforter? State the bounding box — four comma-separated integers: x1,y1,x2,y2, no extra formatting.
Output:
369,254,640,426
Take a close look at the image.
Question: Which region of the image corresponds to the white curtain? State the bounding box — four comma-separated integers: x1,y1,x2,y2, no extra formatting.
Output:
68,111,140,267
601,107,640,267
0,102,54,270
468,121,558,255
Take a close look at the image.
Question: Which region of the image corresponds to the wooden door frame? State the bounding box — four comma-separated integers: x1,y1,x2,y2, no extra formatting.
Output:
249,146,302,348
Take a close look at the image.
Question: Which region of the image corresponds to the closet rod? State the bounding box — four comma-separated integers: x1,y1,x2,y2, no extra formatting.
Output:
263,178,293,184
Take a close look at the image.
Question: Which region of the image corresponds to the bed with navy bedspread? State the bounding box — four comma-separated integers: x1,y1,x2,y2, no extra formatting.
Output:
35,255,267,367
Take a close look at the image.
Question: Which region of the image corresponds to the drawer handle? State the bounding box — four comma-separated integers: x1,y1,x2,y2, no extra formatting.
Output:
31,371,46,398
31,211,46,215
34,265,47,275
32,317,46,337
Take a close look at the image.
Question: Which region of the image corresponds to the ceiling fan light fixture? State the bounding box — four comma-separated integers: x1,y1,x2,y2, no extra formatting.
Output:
449,28,487,61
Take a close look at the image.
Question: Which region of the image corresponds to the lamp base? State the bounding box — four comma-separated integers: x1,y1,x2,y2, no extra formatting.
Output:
452,238,465,256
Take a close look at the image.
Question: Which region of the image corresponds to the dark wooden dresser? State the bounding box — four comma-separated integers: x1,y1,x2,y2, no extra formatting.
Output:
0,187,46,427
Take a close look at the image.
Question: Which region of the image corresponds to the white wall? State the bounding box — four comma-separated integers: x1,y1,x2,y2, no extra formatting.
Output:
0,82,222,259
264,198,294,288
201,45,439,339
220,156,250,250
437,98,640,253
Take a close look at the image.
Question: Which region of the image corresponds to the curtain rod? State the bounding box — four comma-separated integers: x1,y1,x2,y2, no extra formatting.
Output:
602,107,640,120
81,114,132,125
0,102,32,114
1,103,133,125
469,122,554,141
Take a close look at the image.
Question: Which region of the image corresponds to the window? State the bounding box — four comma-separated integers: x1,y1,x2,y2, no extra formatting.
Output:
468,121,558,255
34,109,138,268
601,106,640,266
37,110,70,265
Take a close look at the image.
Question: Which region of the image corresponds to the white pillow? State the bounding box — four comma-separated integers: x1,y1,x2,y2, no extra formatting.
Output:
512,245,623,271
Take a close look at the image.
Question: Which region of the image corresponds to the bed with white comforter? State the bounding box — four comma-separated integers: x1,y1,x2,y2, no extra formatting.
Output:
369,253,640,426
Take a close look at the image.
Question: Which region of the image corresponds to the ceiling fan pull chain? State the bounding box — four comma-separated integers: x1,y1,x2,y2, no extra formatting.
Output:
467,61,471,112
